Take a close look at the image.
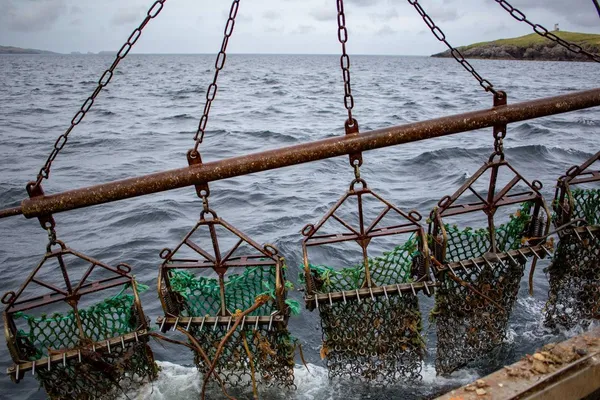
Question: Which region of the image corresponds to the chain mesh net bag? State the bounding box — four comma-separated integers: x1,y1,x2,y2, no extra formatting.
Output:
2,241,157,399
301,178,431,384
157,211,297,392
428,151,551,375
546,153,600,329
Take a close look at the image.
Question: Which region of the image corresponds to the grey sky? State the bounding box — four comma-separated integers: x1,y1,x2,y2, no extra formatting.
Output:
0,0,598,55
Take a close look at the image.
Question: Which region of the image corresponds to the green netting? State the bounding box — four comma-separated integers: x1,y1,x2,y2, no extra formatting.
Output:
571,188,600,226
304,237,421,293
14,290,141,360
168,266,278,317
443,202,534,263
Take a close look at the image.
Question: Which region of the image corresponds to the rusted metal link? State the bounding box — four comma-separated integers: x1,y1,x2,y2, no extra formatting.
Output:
0,88,598,220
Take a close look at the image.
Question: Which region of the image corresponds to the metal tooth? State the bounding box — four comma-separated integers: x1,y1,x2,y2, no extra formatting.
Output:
63,352,67,367
585,226,595,239
78,349,82,362
541,246,553,257
471,259,484,272
16,364,19,380
355,289,361,303
172,317,180,331
268,315,274,331
92,344,96,352
226,316,232,331
107,340,111,354
342,290,347,304
200,316,206,331
410,283,417,296
383,286,389,301
159,317,166,332
254,317,259,330
213,317,219,331
328,292,333,306
32,360,36,376
396,284,403,297
134,332,139,342
517,249,528,262
497,256,508,268
369,287,375,301
241,315,246,330
481,257,494,269
448,265,457,275
459,260,470,273
506,252,518,265
574,229,584,243
315,295,320,310
121,336,125,349
423,282,430,295
530,247,541,259
48,356,51,371
186,318,192,331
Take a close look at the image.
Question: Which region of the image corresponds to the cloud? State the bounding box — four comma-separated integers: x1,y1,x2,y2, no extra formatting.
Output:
369,7,399,22
345,0,383,6
111,7,145,26
292,24,316,34
263,10,281,20
377,25,397,35
1,0,67,32
310,8,336,22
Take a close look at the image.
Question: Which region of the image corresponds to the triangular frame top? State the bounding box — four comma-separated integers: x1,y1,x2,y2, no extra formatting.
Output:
554,150,600,225
429,159,551,258
301,178,429,294
2,241,134,315
158,212,284,318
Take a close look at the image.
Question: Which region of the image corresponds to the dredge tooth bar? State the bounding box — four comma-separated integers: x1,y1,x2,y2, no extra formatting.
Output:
6,329,149,381
0,89,598,221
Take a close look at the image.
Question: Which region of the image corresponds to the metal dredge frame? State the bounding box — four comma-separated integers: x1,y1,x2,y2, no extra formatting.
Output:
554,150,600,227
301,177,431,308
1,241,149,381
157,211,288,331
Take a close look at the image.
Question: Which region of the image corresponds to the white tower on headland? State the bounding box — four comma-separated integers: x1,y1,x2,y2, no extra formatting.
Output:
554,23,560,32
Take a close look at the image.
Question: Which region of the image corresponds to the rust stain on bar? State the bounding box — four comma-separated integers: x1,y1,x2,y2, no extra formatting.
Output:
9,87,600,219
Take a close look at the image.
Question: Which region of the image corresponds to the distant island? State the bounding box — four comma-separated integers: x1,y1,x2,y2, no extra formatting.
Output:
0,45,57,55
432,31,600,62
0,45,117,55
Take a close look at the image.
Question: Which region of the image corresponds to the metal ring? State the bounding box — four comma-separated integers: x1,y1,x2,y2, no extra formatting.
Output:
159,248,172,260
200,209,218,220
438,195,451,208
566,165,580,177
1,291,16,305
117,263,132,274
263,244,279,257
349,178,368,191
408,210,422,222
532,180,543,191
301,224,315,236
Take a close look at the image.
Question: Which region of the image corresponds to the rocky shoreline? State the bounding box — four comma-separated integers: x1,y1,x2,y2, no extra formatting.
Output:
432,32,600,62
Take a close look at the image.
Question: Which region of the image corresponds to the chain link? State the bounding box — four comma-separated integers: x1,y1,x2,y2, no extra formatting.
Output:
494,0,600,63
336,0,357,127
192,0,240,154
407,0,499,95
32,0,167,188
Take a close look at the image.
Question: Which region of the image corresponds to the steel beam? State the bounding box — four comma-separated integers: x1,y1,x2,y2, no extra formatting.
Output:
0,88,598,220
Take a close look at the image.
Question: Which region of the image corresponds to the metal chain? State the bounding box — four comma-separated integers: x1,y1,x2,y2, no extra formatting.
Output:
494,0,600,63
407,0,499,95
192,0,241,154
594,0,600,18
32,0,167,188
336,0,357,127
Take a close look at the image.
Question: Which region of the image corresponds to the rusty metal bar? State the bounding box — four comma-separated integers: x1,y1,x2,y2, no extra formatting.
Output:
0,206,23,219
1,88,599,220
